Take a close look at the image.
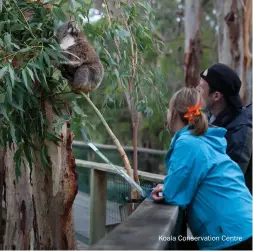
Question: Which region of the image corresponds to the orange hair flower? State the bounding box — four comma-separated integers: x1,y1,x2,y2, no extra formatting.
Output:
184,103,201,123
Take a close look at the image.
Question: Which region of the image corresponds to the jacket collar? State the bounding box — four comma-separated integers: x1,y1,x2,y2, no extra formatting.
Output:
212,106,241,128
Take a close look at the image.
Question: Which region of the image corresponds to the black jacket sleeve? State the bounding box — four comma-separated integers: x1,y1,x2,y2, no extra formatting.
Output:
226,125,252,174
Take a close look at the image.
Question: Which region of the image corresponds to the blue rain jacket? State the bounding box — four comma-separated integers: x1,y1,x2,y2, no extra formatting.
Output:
163,126,252,250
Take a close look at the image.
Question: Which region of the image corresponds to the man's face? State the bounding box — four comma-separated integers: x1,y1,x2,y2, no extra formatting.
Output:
197,78,224,113
197,78,210,101
197,78,214,109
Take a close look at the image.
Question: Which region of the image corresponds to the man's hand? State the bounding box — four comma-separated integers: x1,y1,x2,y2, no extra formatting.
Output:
151,184,164,202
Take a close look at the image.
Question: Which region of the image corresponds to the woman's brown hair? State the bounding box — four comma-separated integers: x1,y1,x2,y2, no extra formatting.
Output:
170,87,208,136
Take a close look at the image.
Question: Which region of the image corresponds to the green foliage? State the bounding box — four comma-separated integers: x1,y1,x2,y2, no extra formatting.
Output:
0,0,219,177
0,0,85,176
65,0,171,149
0,0,169,177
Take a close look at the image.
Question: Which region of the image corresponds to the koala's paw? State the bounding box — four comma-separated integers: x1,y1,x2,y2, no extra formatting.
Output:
61,71,73,82
70,86,93,94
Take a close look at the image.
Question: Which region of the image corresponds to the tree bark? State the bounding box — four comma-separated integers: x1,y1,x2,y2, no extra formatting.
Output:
3,2,78,249
31,102,77,249
3,103,78,249
132,112,140,184
0,148,5,249
4,146,33,250
214,0,252,105
184,0,201,87
215,0,233,65
241,0,252,105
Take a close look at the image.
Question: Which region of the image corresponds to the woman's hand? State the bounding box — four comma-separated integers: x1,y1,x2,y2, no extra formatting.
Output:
151,184,164,202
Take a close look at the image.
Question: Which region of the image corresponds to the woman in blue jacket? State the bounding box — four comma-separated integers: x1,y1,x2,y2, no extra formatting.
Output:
151,87,252,250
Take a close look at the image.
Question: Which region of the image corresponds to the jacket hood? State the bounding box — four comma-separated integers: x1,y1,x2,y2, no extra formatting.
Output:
227,104,252,129
169,126,228,156
201,127,227,154
213,104,252,130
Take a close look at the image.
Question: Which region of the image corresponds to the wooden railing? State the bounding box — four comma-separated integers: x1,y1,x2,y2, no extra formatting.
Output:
90,200,187,250
73,141,167,155
76,159,165,246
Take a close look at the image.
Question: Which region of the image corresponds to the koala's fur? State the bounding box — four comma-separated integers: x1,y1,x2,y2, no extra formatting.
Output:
56,21,104,93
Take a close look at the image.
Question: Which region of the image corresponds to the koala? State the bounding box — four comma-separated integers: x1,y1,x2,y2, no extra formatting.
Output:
56,21,104,93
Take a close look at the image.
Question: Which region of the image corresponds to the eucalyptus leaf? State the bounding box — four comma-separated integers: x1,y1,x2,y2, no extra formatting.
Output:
116,29,130,38
45,48,59,61
0,93,6,103
7,83,12,102
10,122,16,143
22,69,30,92
41,144,50,168
19,47,31,53
24,144,33,170
8,64,15,87
0,104,9,121
43,51,51,67
73,105,84,115
27,67,35,82
11,23,24,32
0,66,8,79
4,33,11,45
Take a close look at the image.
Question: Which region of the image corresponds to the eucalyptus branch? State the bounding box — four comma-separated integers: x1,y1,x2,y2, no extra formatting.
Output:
103,0,122,61
120,12,137,78
80,91,134,180
12,0,36,38
0,46,43,61
0,0,3,13
103,0,112,26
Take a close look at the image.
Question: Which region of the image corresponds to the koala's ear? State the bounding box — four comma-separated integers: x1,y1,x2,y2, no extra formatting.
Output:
73,22,80,33
75,25,80,33
68,21,80,35
68,21,74,33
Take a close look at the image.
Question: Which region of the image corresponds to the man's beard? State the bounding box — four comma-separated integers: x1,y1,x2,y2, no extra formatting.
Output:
204,101,214,120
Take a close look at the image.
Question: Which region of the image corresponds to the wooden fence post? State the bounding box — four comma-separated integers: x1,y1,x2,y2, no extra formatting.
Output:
89,169,107,245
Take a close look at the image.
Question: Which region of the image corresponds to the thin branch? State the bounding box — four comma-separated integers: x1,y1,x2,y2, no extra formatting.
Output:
12,0,35,38
103,0,112,26
80,91,134,180
240,0,246,11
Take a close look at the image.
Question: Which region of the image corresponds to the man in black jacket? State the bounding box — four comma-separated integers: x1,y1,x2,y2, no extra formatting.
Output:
198,63,252,193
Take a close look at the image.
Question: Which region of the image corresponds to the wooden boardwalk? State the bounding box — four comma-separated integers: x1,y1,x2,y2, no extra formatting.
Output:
74,191,121,247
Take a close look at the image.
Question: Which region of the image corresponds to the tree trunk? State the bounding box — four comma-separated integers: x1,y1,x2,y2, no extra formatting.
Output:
215,0,233,65
3,103,78,249
4,146,33,250
242,0,252,105
124,90,140,185
214,0,252,105
184,0,201,87
132,114,140,184
0,148,5,249
31,102,77,249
